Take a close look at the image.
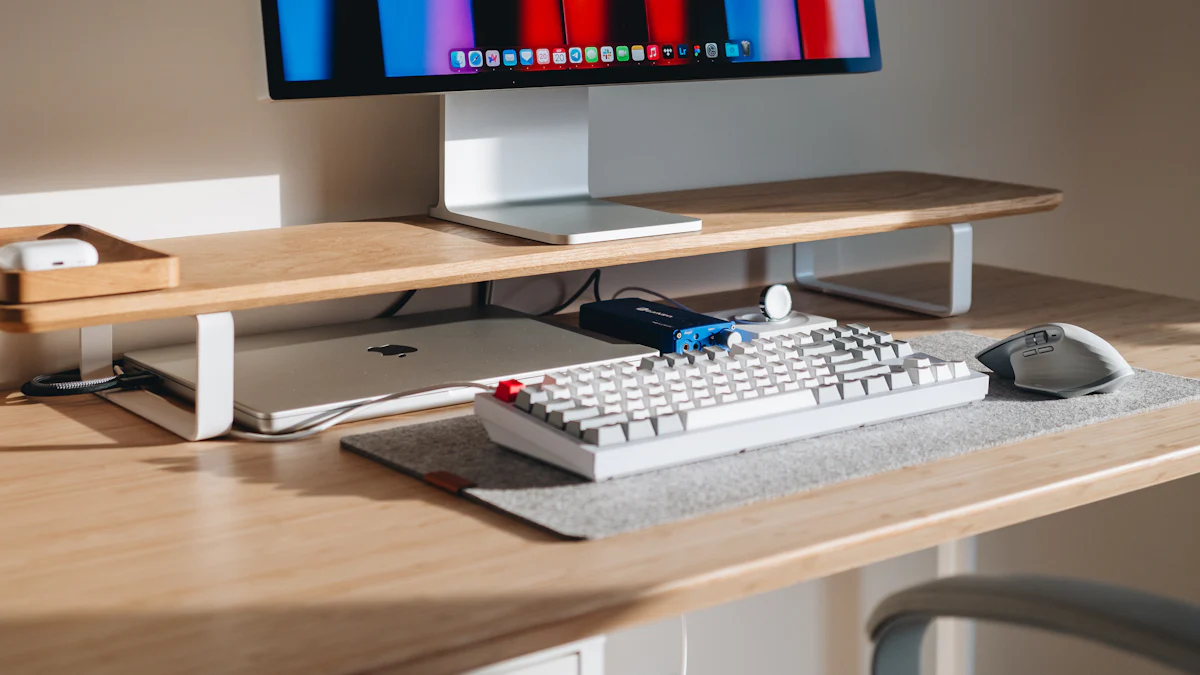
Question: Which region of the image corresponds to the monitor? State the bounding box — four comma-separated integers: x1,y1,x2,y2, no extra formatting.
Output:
259,1,882,244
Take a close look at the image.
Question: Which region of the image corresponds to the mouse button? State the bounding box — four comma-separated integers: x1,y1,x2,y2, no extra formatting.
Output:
1022,349,1039,357
1038,346,1054,354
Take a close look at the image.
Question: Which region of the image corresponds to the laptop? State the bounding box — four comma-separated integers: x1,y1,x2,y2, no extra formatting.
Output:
123,306,655,434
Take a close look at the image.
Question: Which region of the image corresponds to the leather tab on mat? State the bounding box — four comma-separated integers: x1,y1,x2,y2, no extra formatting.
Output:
424,471,476,494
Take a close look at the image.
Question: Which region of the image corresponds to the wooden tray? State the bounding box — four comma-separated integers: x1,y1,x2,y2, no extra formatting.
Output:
0,224,179,304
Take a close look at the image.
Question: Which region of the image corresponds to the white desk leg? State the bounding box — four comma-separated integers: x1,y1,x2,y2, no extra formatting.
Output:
80,325,115,380
83,313,236,442
936,537,978,675
794,223,974,318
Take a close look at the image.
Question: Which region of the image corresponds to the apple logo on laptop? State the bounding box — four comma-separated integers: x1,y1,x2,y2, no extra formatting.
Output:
368,344,419,358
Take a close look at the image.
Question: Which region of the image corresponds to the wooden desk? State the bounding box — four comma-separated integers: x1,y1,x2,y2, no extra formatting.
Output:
3,266,1199,675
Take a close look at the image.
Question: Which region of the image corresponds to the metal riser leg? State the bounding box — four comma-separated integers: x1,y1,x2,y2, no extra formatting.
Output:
794,223,974,318
81,313,235,441
937,538,978,675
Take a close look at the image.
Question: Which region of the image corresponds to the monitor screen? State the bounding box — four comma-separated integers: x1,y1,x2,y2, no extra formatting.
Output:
262,0,881,99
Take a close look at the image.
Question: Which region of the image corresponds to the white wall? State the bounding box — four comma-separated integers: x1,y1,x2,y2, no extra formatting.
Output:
3,1,1200,673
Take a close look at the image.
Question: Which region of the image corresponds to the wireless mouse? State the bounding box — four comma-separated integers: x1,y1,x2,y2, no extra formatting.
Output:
976,324,1135,398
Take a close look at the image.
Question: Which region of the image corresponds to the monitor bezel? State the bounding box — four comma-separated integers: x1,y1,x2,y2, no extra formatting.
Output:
260,0,881,100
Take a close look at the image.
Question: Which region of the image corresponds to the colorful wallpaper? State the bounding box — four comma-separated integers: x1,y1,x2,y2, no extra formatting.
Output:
274,0,873,82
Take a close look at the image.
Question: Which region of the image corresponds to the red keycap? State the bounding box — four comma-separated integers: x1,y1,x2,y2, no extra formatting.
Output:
494,379,525,403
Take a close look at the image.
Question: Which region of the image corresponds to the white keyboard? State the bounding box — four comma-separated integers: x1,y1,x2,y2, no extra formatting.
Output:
476,323,989,481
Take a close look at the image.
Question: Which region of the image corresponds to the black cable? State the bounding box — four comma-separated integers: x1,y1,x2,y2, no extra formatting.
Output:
20,365,162,398
612,286,694,312
376,290,418,318
539,270,602,316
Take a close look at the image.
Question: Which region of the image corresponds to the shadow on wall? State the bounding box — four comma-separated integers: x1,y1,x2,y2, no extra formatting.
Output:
0,0,439,231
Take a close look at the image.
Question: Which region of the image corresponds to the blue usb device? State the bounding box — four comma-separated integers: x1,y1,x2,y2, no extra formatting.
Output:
578,298,740,354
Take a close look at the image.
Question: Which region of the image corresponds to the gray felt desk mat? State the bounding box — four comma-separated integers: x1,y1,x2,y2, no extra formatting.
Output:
341,332,1200,540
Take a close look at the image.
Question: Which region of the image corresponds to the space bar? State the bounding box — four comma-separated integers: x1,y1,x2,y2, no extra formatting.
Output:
680,390,817,431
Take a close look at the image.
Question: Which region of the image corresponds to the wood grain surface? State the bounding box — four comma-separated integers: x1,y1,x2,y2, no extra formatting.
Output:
0,172,1061,333
2,266,1197,675
0,224,179,304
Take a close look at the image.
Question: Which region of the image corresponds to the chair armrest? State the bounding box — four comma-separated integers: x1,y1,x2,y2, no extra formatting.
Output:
868,576,1200,675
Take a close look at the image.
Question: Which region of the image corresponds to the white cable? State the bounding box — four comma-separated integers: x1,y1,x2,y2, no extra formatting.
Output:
612,286,693,311
226,382,495,442
680,614,689,675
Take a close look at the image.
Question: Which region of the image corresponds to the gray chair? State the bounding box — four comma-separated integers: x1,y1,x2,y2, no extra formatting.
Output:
869,576,1200,675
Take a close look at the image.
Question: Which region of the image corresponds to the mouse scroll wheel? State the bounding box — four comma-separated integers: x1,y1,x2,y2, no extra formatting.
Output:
1025,332,1051,347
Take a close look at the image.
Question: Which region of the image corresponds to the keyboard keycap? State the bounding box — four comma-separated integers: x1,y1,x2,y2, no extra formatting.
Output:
833,338,858,352
886,371,913,390
831,359,873,374
640,356,667,371
623,419,656,441
532,400,575,420
800,342,836,356
907,367,936,385
567,413,630,438
892,341,915,357
549,406,600,429
652,413,685,436
584,425,627,446
568,383,595,398
662,353,686,367
873,344,898,360
636,372,661,386
514,387,550,412
814,385,842,404
838,380,867,399
862,376,890,396
949,361,972,379
851,347,879,362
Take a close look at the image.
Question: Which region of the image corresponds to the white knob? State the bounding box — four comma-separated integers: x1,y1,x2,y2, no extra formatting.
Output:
759,285,793,322
718,330,743,348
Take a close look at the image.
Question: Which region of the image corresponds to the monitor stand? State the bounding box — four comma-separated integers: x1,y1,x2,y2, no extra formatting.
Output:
430,88,702,245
